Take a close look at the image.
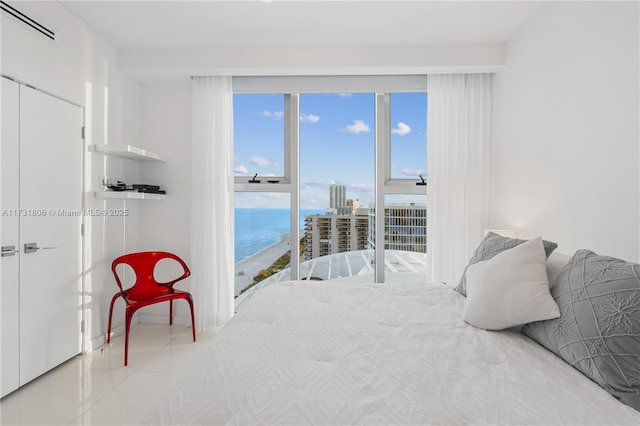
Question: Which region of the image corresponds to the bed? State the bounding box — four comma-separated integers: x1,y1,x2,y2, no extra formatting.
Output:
143,268,640,424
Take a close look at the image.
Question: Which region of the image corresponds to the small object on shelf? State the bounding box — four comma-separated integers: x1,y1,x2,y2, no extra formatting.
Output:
132,183,165,194
248,173,261,183
106,181,134,192
416,174,427,186
267,180,280,183
103,181,166,195
132,184,160,191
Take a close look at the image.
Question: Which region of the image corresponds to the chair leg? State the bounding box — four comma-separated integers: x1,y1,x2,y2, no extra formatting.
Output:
124,307,134,367
169,300,173,325
187,294,196,342
107,294,120,343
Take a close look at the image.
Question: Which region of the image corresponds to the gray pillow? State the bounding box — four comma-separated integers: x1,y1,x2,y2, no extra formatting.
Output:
455,232,558,296
522,249,640,412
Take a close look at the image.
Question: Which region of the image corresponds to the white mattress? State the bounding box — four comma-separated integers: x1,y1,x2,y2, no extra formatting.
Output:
143,280,640,425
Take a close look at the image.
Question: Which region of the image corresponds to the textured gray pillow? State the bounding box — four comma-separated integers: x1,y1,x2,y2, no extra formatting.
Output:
455,232,558,296
522,249,640,412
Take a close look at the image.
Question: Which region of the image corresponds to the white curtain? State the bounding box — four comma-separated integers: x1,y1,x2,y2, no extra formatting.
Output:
190,76,235,333
426,74,491,285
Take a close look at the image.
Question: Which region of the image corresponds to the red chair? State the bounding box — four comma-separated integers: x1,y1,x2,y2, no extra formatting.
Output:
107,251,196,366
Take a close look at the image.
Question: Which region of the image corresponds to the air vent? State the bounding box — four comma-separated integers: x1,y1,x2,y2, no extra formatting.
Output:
1,1,55,41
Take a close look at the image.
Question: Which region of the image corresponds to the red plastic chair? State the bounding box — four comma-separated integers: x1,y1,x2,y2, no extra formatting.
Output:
107,251,196,366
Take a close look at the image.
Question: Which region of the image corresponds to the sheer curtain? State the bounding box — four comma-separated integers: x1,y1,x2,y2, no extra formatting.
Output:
426,74,491,285
190,76,234,332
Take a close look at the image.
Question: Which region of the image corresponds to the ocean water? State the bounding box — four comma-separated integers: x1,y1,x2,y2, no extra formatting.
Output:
235,208,323,264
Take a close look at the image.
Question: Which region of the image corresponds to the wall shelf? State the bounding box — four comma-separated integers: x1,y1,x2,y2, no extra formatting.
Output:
89,144,166,200
88,144,165,162
94,191,166,200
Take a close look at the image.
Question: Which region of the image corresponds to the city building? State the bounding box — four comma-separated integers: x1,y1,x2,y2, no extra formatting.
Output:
304,211,369,260
368,204,427,253
305,204,426,260
329,184,346,209
335,200,361,215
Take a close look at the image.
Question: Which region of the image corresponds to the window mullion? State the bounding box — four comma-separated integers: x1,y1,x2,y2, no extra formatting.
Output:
375,93,390,283
287,94,300,281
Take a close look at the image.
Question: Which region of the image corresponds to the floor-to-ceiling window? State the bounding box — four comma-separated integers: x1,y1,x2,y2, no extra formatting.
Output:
299,92,375,281
232,77,427,299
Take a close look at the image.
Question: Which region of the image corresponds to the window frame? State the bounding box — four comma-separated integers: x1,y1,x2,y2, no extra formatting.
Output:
378,92,429,193
234,93,291,187
233,76,427,284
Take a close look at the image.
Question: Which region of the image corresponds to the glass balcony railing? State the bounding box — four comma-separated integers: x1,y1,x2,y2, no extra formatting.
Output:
234,249,428,310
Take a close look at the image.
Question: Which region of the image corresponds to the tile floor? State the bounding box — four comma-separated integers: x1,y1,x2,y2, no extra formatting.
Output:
0,324,214,425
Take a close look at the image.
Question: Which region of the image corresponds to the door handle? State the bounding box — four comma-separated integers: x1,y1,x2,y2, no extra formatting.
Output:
24,243,58,254
1,245,19,257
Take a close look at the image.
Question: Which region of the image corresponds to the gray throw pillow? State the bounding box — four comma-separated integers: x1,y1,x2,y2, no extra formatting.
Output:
455,232,558,296
522,249,640,412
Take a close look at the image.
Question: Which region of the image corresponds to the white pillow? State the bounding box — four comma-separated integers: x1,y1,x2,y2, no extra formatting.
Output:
463,237,560,330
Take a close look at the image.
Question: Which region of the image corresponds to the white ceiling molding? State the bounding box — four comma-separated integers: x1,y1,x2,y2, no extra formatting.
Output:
119,43,504,82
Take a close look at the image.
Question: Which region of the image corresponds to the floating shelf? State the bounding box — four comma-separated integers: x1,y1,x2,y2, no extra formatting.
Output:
88,144,164,162
94,191,166,200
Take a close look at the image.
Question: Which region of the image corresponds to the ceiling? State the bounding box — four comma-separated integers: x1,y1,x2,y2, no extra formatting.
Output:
59,1,545,49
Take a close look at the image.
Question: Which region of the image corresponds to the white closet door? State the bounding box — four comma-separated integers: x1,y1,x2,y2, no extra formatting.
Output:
1,78,21,397
18,86,83,385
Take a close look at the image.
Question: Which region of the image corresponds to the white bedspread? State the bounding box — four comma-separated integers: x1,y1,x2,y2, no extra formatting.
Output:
144,281,640,425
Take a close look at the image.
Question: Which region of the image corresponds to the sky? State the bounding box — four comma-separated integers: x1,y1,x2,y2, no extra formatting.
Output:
234,92,427,209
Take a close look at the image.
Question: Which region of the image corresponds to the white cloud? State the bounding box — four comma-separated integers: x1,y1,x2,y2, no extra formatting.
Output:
301,179,373,193
343,120,370,134
263,110,284,120
234,165,249,175
391,122,411,136
346,182,374,192
300,195,326,210
300,113,320,123
401,168,426,177
301,178,337,189
336,93,352,97
235,192,289,209
250,156,279,167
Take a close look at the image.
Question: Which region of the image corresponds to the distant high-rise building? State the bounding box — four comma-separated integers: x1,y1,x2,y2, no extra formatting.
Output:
304,210,369,260
346,199,359,213
368,204,427,253
304,203,426,261
329,184,346,209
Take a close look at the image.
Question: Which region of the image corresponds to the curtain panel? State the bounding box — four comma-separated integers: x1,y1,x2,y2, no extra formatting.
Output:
426,74,492,285
190,76,235,332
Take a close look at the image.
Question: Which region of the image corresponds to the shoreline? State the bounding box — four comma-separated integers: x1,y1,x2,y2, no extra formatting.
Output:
234,233,292,296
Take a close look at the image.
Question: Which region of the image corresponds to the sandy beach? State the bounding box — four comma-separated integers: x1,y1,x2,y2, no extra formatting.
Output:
235,233,292,296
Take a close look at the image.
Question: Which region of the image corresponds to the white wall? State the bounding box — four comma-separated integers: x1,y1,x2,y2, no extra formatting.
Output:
490,1,639,261
1,1,144,351
135,81,193,323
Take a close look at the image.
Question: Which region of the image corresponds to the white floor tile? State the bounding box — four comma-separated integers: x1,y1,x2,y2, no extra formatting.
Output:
0,363,129,425
69,371,180,425
0,323,210,426
137,344,201,374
